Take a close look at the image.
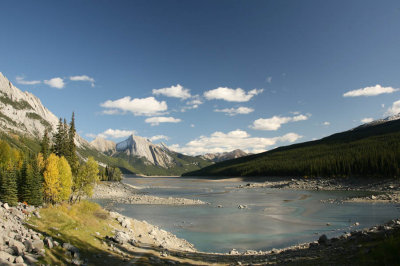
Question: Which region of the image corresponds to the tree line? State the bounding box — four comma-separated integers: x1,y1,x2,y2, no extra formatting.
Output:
0,113,119,206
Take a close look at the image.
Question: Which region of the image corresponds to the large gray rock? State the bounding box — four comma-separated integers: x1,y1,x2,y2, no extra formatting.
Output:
23,254,38,264
0,251,14,262
10,240,25,255
62,243,79,256
112,231,130,244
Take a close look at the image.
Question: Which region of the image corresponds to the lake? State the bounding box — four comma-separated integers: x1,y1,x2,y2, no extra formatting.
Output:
98,176,400,253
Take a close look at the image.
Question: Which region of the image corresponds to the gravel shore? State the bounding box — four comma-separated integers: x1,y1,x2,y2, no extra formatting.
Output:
236,177,400,203
92,181,206,205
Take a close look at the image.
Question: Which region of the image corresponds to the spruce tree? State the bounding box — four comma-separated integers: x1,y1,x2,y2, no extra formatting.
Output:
67,112,78,175
0,165,18,206
41,129,50,160
30,156,43,206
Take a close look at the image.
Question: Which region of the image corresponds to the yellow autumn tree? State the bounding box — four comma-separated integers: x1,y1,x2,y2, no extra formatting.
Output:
71,157,99,202
37,153,45,173
57,156,72,202
43,153,60,203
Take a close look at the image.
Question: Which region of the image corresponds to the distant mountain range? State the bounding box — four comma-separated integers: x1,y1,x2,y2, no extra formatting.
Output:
184,114,400,178
198,149,249,162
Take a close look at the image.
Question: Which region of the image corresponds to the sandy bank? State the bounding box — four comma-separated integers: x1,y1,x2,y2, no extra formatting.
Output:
92,181,206,205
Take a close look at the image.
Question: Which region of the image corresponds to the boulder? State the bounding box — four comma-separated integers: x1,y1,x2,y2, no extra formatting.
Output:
112,231,130,245
10,240,25,255
318,234,329,245
23,254,38,264
14,256,24,263
62,243,79,256
0,251,13,262
121,219,131,229
2,203,10,210
44,237,53,249
31,240,44,252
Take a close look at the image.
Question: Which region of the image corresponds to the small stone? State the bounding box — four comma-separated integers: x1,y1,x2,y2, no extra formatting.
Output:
2,203,10,210
15,256,24,263
371,195,377,200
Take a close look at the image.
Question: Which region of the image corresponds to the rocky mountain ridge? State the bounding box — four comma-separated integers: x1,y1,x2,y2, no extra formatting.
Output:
199,149,249,162
0,72,89,148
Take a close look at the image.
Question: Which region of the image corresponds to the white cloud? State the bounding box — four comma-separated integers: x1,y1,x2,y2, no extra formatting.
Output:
181,95,204,112
323,121,330,126
170,129,302,155
152,84,191,99
101,96,167,116
190,124,195,128
145,116,181,126
343,84,399,97
214,106,254,116
381,104,385,108
361,118,373,123
44,77,65,89
387,100,400,116
266,76,272,83
250,114,308,131
204,87,263,102
70,75,95,87
149,135,169,141
15,76,41,85
88,129,137,139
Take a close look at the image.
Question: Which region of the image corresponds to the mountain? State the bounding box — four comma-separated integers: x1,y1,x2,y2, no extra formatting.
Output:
0,72,89,148
199,149,248,162
90,134,212,175
90,137,116,154
183,116,400,178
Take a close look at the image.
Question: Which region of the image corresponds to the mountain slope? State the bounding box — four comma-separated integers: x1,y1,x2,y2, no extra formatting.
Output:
183,116,400,178
199,149,249,162
90,134,212,175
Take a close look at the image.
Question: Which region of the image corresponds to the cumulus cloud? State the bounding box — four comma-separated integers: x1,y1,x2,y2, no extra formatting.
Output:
250,114,308,131
144,116,181,126
214,106,254,116
204,87,263,102
44,77,65,89
181,95,204,112
70,75,95,87
323,121,330,126
15,76,41,85
386,100,400,116
152,84,191,99
149,135,169,141
88,129,137,139
343,84,399,97
361,118,374,123
169,129,302,155
266,76,272,83
101,96,167,116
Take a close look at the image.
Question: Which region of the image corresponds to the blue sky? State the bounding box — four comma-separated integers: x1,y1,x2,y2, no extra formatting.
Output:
1,0,400,154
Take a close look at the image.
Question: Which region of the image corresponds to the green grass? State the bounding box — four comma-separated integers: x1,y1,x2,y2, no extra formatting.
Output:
29,201,129,265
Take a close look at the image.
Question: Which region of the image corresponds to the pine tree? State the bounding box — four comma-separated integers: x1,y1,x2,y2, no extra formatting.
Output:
19,159,31,203
41,129,50,160
30,156,43,206
0,164,18,206
43,153,60,204
67,112,78,176
58,156,72,202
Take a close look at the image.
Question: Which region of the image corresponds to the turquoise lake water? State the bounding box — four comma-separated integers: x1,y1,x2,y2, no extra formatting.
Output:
98,176,400,253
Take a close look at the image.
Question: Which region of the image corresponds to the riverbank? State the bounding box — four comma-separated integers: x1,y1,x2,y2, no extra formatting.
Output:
2,198,399,265
235,176,400,203
92,181,206,205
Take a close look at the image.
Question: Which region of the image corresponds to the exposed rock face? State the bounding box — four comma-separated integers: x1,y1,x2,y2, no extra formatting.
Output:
0,72,89,148
200,149,248,162
353,113,400,130
90,136,116,153
116,135,173,167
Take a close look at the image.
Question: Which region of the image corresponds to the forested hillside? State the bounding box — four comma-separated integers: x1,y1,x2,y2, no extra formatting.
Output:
183,118,400,178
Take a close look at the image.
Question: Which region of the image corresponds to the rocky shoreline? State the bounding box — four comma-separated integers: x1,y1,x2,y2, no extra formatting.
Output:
92,181,206,205
236,177,400,203
0,202,83,265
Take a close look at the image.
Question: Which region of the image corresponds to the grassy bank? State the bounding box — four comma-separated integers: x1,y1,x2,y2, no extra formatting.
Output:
28,201,133,265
